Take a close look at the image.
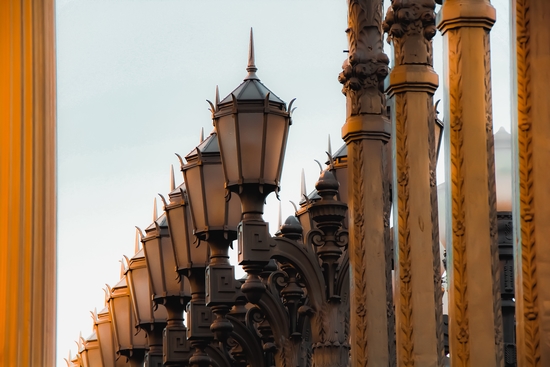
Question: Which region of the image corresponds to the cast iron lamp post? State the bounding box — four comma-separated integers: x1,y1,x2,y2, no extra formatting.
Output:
139,209,192,366
212,30,294,304
124,245,168,367
78,332,102,367
107,276,147,366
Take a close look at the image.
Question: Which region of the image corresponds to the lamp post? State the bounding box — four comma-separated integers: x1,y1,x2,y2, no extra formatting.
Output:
79,332,102,367
107,276,147,367
180,130,242,348
93,307,127,367
124,244,168,367
212,29,293,304
140,208,192,366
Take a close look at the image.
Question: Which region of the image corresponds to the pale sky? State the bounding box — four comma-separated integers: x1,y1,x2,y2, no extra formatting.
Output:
55,1,511,365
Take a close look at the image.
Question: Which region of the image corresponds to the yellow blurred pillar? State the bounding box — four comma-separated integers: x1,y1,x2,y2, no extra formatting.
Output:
0,0,57,365
512,0,550,366
438,1,504,366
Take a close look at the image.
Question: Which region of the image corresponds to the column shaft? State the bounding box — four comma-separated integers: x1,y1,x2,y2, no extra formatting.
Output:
512,0,550,365
384,3,444,366
0,0,56,366
438,1,503,366
339,1,394,366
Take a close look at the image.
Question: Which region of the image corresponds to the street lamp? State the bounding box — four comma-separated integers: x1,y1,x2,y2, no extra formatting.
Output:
139,208,192,366
212,29,294,303
107,276,147,366
93,307,126,367
79,332,102,367
124,245,167,367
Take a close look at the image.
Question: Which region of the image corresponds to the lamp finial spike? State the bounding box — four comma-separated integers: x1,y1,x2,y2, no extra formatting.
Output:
215,85,220,108
153,197,158,221
245,28,258,80
328,135,332,157
170,164,175,192
134,227,140,253
301,168,307,197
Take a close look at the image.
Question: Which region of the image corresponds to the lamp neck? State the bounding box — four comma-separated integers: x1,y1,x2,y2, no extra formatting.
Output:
237,185,271,222
205,232,232,266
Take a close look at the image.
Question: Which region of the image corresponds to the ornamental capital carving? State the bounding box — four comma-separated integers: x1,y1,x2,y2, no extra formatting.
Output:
339,0,389,116
383,0,437,66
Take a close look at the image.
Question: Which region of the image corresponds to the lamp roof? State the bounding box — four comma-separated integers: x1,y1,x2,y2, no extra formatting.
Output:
145,213,168,231
219,28,284,105
184,130,220,162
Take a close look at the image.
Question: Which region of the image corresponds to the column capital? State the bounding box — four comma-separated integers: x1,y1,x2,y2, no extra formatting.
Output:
342,114,391,143
437,0,496,34
385,64,439,97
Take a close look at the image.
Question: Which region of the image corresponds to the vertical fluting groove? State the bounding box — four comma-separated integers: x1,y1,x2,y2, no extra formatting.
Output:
395,94,414,366
352,140,368,367
428,97,445,367
448,29,469,367
515,0,540,365
483,30,504,367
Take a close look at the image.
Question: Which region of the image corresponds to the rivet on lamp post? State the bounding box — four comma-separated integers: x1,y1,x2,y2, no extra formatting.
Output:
212,29,293,303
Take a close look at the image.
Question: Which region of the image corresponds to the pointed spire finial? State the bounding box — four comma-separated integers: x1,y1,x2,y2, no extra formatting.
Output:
200,127,204,143
215,85,220,108
153,197,158,221
170,164,175,192
327,135,332,157
245,28,259,80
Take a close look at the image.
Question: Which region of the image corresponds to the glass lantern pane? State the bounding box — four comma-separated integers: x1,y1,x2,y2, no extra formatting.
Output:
130,265,154,324
203,163,226,229
96,320,115,367
160,236,181,296
111,295,131,351
142,239,163,298
216,115,239,185
264,114,288,184
185,166,206,233
237,112,264,181
167,205,192,270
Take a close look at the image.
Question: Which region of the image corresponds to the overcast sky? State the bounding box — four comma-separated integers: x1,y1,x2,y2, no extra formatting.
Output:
55,1,511,365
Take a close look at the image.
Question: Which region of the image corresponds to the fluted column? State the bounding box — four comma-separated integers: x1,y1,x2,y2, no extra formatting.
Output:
0,0,56,366
512,0,550,365
437,1,503,366
384,2,445,366
339,1,395,366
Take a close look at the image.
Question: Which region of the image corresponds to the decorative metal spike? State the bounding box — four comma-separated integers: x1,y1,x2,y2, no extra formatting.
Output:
170,164,175,192
289,200,298,213
314,159,323,173
119,260,125,279
300,169,307,197
328,135,332,157
200,127,204,143
135,226,145,242
245,28,258,80
215,85,220,108
153,197,158,221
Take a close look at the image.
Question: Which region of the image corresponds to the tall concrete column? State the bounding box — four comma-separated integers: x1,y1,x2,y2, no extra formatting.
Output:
437,1,503,366
338,1,395,366
0,0,57,365
512,0,550,365
384,1,445,366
